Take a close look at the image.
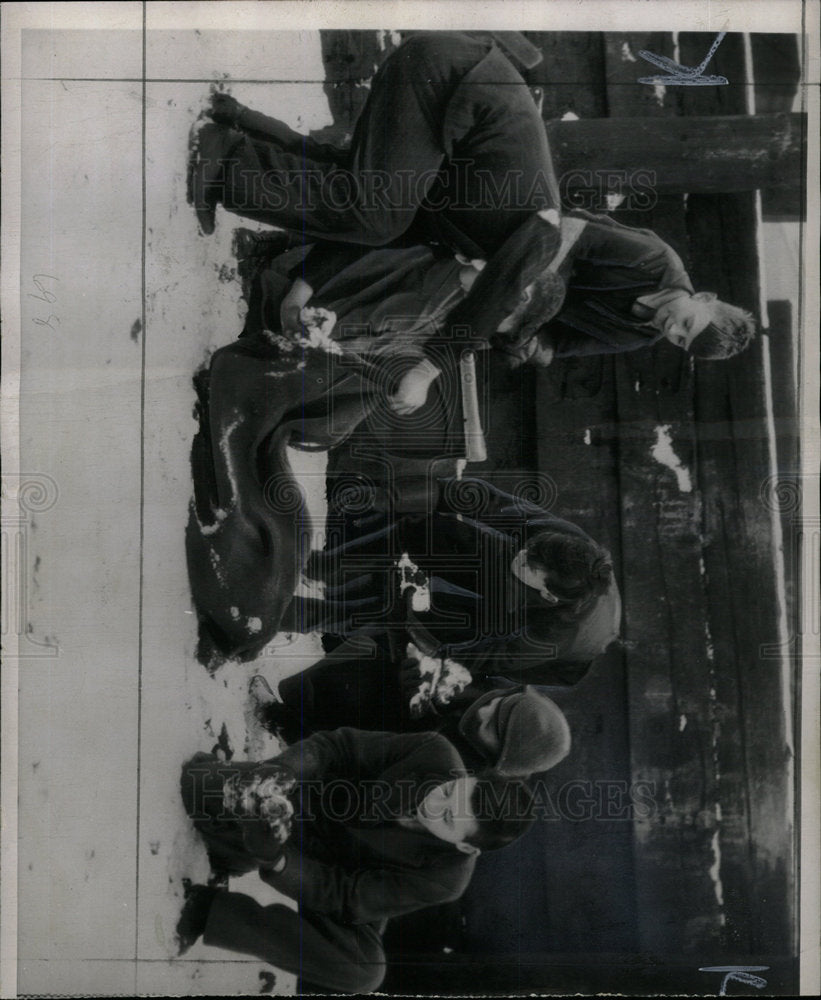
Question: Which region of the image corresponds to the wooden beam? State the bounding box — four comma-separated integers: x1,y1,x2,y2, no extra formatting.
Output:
547,112,805,195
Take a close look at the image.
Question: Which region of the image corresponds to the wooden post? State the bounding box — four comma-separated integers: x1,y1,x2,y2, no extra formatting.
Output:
547,112,804,195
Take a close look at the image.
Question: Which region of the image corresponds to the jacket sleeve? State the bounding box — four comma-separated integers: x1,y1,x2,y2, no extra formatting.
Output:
542,317,660,358
443,630,593,685
436,477,590,532
540,214,693,358
444,580,621,681
423,212,561,368
237,105,349,165
260,842,474,925
288,242,377,291
265,728,457,783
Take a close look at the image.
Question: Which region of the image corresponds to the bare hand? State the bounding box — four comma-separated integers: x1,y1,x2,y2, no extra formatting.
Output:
389,366,435,415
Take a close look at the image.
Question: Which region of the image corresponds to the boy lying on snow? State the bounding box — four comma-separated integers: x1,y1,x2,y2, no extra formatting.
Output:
186,236,566,667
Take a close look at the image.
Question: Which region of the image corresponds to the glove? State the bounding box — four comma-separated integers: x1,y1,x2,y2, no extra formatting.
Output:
242,817,287,866
399,656,424,698
208,92,245,127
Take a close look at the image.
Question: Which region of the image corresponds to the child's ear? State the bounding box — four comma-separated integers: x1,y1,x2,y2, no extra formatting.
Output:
455,841,479,855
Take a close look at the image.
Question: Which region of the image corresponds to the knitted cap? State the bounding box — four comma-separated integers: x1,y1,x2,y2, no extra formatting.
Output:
459,685,571,777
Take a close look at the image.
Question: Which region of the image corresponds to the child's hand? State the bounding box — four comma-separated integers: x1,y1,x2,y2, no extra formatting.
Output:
280,305,303,335
389,360,441,415
280,278,314,334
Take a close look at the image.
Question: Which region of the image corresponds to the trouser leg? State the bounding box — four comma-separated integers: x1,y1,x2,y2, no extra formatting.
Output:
278,636,404,733
216,32,492,242
204,891,386,994
279,593,389,635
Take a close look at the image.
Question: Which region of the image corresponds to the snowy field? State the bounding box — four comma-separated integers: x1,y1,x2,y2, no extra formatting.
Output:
17,23,338,996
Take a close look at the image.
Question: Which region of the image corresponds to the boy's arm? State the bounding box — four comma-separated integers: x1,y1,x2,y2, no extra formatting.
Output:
423,211,561,369
263,728,454,784
260,845,474,925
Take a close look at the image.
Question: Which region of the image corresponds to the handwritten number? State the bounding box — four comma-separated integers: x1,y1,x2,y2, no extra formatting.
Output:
28,274,59,304
32,315,60,330
29,275,60,330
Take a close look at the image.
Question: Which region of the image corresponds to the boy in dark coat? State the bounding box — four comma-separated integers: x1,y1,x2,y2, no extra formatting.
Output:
189,31,754,411
281,477,621,686
253,654,572,778
177,727,535,993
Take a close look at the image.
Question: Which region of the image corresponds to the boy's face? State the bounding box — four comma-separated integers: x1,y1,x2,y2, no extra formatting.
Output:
657,291,716,349
474,698,503,751
417,776,479,849
509,549,558,603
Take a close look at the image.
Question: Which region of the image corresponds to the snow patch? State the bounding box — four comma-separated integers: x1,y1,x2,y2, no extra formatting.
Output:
299,306,341,354
246,617,262,634
218,416,244,503
704,620,715,662
652,83,667,106
708,828,724,907
208,548,225,585
262,329,297,352
406,642,472,718
583,429,592,445
679,714,687,731
621,42,637,63
651,424,693,492
377,29,402,51
397,553,431,612
561,110,580,121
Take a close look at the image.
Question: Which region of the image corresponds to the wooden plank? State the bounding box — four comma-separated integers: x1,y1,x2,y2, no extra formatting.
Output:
548,113,804,195
765,301,801,655
687,193,794,955
677,32,748,116
612,325,728,955
602,164,728,953
380,950,799,994
527,352,638,953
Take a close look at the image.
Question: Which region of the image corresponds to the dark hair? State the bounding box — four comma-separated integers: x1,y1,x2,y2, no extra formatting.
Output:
689,299,756,359
465,771,536,850
491,270,566,367
525,530,613,614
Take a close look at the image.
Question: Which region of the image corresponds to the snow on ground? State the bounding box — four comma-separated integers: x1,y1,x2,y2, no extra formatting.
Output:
18,25,336,997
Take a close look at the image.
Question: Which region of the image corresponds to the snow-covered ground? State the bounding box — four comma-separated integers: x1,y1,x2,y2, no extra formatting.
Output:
17,24,337,996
